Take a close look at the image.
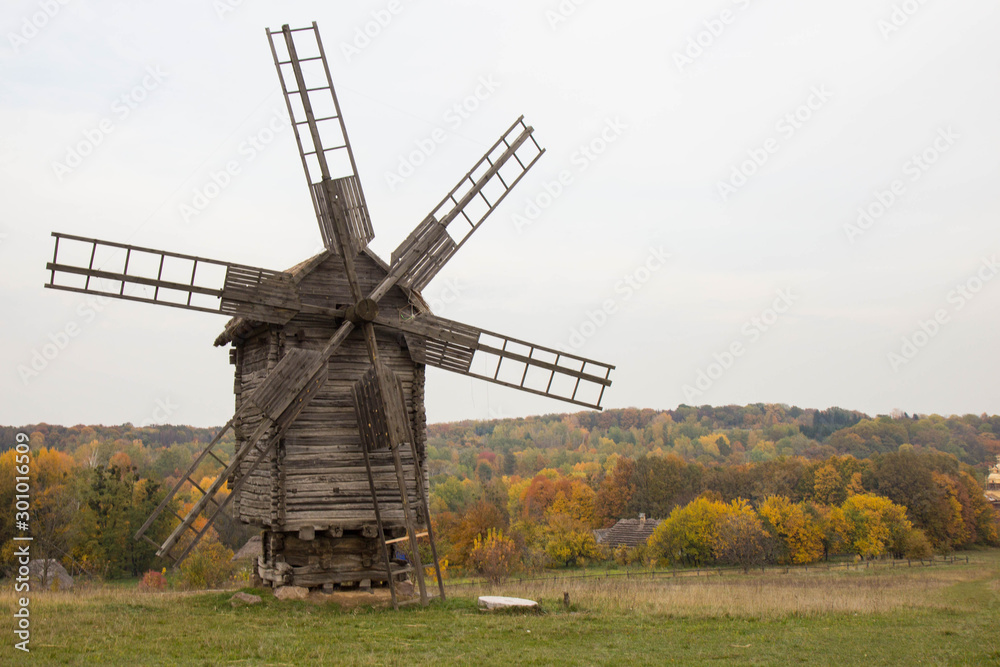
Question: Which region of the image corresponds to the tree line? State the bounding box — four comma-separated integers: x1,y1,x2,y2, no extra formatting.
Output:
1,405,998,583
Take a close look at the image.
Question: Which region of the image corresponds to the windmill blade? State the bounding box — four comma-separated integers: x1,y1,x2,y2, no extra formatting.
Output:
45,232,301,325
136,347,329,564
390,116,544,292
378,312,614,410
352,362,414,453
267,22,374,255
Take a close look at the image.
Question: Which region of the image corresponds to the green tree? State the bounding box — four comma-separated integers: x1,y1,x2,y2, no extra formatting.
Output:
76,463,173,578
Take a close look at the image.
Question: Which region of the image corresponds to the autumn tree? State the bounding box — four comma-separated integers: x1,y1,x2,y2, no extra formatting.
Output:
713,500,774,572
647,496,725,566
758,496,824,564
443,500,509,566
594,457,635,527
543,512,600,567
627,454,702,519
812,463,845,505
839,494,912,559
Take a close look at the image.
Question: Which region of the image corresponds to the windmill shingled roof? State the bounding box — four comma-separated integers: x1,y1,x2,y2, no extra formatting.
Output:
213,247,430,347
597,518,661,548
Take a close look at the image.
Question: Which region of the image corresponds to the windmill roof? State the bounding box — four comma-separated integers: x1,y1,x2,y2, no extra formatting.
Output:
213,247,429,347
597,518,661,548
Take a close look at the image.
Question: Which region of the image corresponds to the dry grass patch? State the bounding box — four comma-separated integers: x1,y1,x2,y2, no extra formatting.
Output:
467,561,991,619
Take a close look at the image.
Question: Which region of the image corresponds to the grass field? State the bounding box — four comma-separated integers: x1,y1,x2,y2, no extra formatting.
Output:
3,553,1000,665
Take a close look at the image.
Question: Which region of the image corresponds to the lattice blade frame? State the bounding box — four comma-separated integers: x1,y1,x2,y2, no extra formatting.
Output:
267,22,374,254
387,313,614,410
390,116,544,291
45,232,298,324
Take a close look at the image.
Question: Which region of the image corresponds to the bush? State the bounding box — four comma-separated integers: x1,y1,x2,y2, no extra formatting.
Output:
179,538,235,589
138,569,167,591
904,528,934,559
469,528,519,584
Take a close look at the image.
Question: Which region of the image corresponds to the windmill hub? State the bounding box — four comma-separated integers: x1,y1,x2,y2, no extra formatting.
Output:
346,298,379,324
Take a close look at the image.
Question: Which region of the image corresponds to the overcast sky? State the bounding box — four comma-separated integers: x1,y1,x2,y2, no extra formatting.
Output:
2,0,998,428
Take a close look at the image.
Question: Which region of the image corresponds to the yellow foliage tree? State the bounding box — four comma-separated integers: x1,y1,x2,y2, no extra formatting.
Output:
840,494,912,559
647,496,726,566
812,464,845,505
758,496,824,564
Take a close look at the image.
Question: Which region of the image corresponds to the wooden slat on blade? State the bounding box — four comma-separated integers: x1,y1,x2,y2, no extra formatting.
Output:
249,348,325,421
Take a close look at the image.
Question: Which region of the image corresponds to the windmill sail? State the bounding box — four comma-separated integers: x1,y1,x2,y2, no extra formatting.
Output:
381,312,614,410
135,348,328,562
45,232,300,324
267,22,374,255
390,116,544,291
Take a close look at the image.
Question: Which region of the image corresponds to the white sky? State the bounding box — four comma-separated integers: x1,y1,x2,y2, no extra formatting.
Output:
2,0,998,428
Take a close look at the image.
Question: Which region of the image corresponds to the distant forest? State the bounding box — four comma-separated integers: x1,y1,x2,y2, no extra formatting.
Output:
2,404,998,579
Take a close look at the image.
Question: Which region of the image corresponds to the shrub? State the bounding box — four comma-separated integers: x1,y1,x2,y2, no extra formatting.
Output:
612,544,629,566
903,528,934,559
469,528,519,584
138,569,167,591
179,538,235,589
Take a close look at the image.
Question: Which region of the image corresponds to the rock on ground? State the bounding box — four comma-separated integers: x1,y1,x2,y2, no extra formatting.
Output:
478,596,538,610
274,586,309,601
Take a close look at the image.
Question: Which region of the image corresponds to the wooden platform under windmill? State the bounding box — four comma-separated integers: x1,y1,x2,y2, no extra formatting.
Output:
43,21,614,608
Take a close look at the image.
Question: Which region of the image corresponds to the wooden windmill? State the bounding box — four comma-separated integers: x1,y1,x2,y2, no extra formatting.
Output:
43,23,615,605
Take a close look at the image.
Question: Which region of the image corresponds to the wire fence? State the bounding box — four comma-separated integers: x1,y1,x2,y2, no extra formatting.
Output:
443,554,971,590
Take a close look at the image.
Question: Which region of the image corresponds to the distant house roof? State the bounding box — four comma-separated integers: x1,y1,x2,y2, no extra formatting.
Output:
231,535,262,562
597,518,661,548
28,559,74,590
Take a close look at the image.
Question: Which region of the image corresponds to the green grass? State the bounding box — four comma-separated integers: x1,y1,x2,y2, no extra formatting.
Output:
3,553,1000,665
